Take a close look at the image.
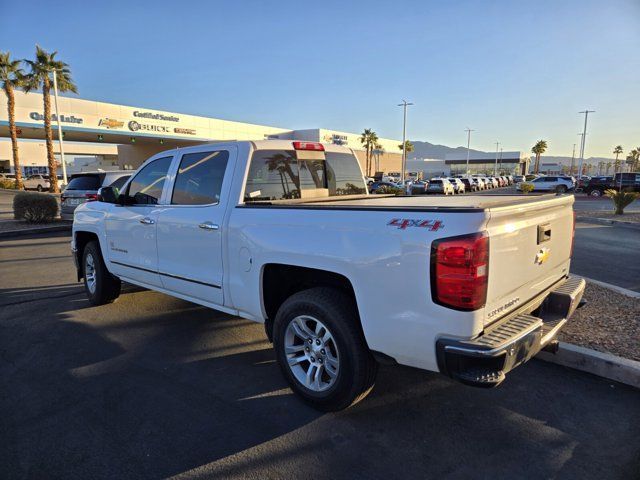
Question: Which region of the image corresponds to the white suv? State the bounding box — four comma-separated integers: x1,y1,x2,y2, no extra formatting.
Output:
23,174,51,192
518,176,574,193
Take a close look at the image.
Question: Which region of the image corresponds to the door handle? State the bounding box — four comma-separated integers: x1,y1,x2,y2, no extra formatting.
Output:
199,222,220,231
139,217,155,225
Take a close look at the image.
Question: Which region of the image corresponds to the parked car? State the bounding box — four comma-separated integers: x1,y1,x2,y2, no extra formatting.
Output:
447,177,466,194
61,171,131,220
72,139,584,411
524,174,539,182
474,177,487,190
460,177,478,192
513,175,525,183
0,173,16,180
506,175,514,185
486,177,499,188
517,176,574,193
409,180,428,194
427,178,455,195
23,174,50,191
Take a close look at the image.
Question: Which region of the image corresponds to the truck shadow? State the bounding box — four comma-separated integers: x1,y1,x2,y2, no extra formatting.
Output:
1,287,639,479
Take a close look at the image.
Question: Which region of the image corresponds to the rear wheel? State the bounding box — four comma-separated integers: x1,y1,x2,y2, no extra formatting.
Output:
82,241,121,306
273,287,378,411
555,185,568,194
589,189,602,197
37,185,43,192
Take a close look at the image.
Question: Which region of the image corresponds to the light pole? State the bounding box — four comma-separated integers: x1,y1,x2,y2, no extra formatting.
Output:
465,127,474,175
569,143,576,175
494,142,500,176
51,68,68,186
578,110,595,179
398,100,413,183
499,147,503,174
576,133,584,176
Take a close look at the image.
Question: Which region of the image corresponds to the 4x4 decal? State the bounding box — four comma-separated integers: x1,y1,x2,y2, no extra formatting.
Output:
387,219,444,231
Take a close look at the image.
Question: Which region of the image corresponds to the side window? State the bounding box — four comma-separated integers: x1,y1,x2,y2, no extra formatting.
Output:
171,150,229,205
108,175,130,191
127,156,173,205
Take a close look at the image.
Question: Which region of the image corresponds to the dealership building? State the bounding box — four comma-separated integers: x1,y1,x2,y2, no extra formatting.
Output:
0,91,403,176
444,151,530,176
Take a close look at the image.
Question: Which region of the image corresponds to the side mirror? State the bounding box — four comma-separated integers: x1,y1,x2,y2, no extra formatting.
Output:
97,186,119,204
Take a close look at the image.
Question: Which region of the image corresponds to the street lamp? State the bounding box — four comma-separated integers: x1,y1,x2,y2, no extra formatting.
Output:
578,110,595,179
465,128,474,175
494,141,500,176
397,100,413,183
51,68,68,185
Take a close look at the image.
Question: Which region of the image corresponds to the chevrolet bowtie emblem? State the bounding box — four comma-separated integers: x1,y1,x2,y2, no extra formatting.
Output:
535,247,551,265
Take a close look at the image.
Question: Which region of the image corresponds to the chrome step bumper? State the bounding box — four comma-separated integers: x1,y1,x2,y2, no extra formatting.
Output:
436,276,586,387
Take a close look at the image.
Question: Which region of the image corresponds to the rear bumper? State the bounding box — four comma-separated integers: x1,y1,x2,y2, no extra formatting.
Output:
436,275,586,387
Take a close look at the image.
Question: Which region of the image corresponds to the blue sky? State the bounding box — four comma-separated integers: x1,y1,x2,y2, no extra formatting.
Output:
1,0,638,158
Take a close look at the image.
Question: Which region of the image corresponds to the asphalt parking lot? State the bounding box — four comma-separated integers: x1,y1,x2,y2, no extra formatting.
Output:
1,232,640,479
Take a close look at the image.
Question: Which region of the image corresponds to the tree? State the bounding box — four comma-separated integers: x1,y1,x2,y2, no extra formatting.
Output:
531,140,547,174
359,128,378,177
0,51,26,189
398,140,414,154
613,145,623,175
372,143,384,174
605,162,612,174
24,46,77,193
626,148,640,172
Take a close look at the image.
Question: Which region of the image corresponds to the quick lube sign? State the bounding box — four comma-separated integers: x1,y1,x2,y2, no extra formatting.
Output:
30,112,83,124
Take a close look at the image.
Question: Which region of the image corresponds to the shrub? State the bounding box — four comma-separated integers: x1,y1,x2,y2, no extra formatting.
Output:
13,191,59,223
605,189,640,215
520,183,535,194
376,185,404,195
0,178,17,189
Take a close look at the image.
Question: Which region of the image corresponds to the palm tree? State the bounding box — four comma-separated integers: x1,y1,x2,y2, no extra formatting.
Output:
531,140,547,174
24,46,77,193
0,51,25,189
359,128,378,177
626,148,640,173
613,145,623,176
398,140,414,155
605,162,612,174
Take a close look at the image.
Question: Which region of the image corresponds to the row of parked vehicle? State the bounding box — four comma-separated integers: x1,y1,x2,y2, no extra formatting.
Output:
368,174,515,195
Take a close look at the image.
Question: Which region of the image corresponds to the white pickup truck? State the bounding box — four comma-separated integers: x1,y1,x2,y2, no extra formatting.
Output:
71,140,585,411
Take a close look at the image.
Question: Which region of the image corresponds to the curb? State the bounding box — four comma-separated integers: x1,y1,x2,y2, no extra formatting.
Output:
576,216,640,230
537,342,640,389
577,276,640,298
0,223,72,238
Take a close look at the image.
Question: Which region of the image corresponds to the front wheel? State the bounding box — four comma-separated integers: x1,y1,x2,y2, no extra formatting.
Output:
589,189,602,197
273,287,378,411
556,185,568,194
82,241,121,306
37,185,43,192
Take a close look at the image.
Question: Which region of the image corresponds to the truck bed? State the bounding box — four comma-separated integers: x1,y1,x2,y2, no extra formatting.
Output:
243,193,566,211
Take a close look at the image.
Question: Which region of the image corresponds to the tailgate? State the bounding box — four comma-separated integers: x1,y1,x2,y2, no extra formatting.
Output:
483,195,574,326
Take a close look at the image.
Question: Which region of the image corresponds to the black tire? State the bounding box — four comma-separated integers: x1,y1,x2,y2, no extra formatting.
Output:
589,189,602,197
82,240,121,306
556,185,567,194
273,287,378,411
37,185,43,192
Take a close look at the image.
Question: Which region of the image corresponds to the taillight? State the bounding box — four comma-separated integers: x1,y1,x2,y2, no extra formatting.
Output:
292,141,325,151
431,232,489,311
85,193,98,202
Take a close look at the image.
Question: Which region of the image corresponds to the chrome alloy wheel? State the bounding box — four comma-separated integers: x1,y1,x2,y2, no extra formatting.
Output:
284,315,340,392
85,253,97,294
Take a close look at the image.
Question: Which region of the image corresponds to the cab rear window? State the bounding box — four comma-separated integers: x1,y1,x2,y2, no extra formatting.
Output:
244,149,366,202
